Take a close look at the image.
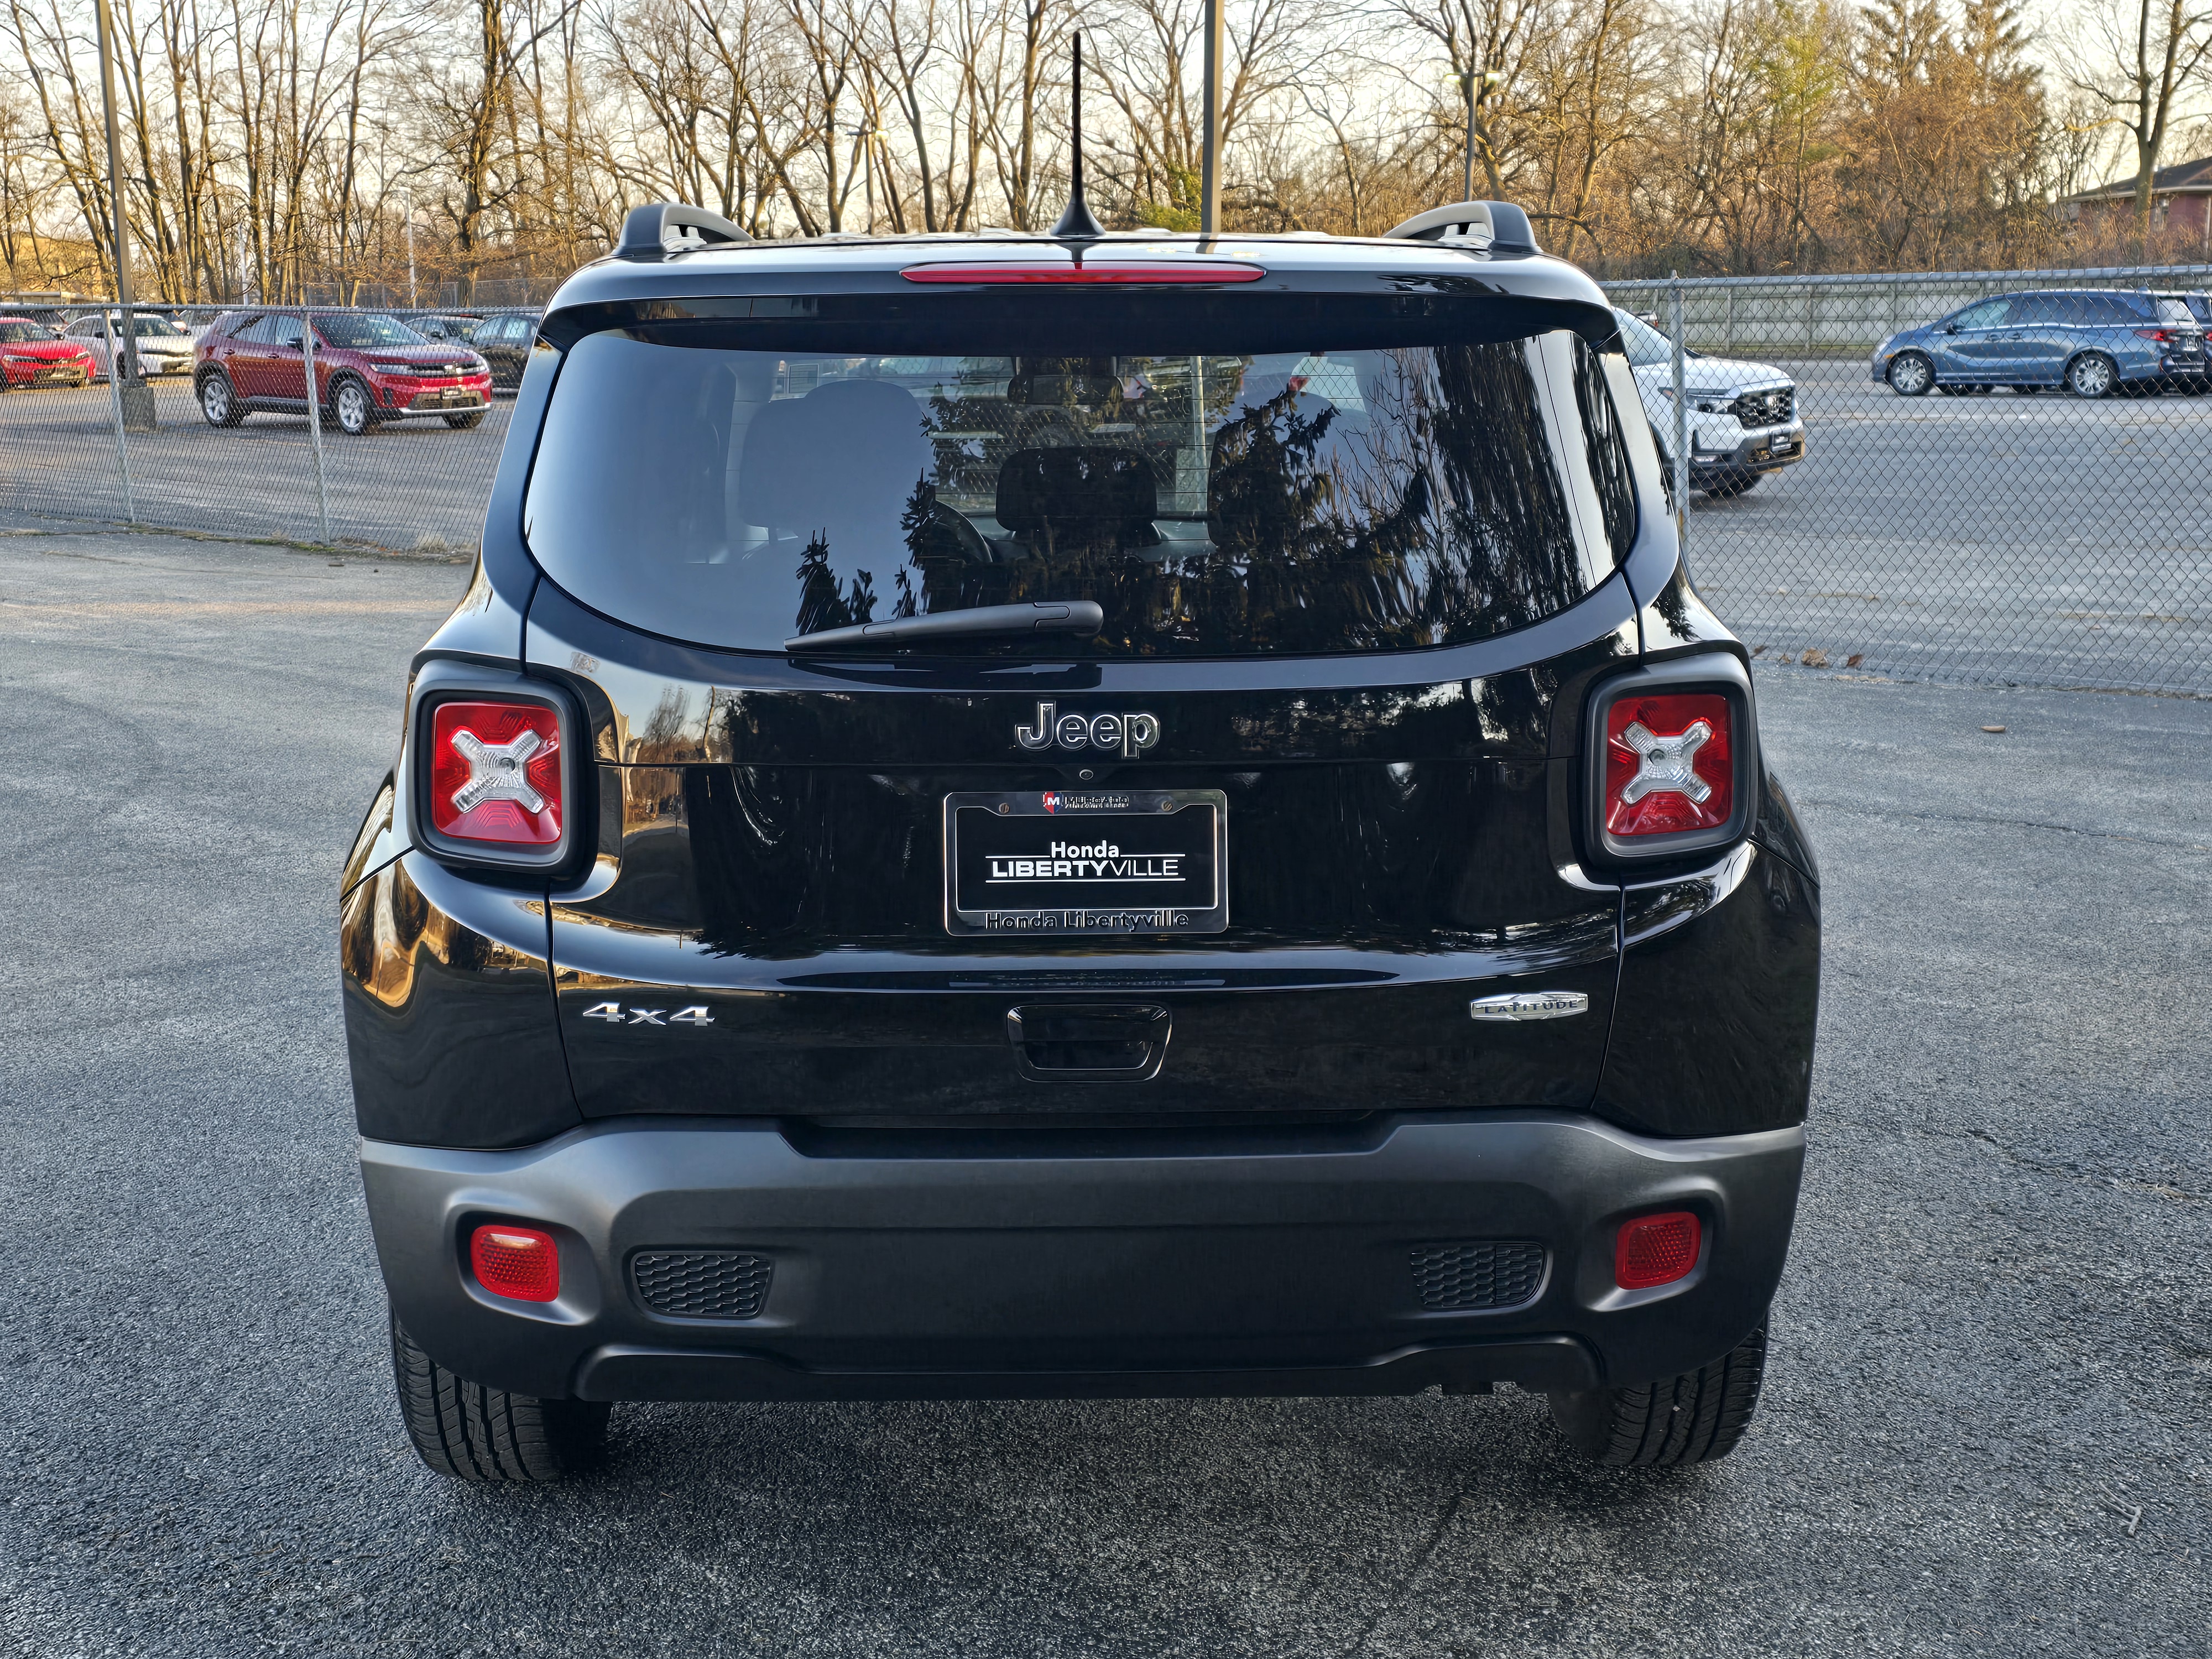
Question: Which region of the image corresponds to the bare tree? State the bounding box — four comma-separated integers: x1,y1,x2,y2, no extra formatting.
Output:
2067,0,2212,242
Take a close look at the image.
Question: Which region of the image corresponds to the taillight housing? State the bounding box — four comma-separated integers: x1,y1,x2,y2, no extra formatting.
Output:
1584,655,1757,868
470,1223,561,1302
409,666,581,874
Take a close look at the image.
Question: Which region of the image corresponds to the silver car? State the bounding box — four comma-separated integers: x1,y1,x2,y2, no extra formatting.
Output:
62,312,197,380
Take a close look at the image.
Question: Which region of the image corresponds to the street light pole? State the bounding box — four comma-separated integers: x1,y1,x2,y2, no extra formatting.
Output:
91,0,153,428
1198,0,1224,236
1455,67,1505,203
1460,72,1475,201
404,186,418,310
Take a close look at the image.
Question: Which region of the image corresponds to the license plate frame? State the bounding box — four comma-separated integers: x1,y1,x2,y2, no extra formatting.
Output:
943,789,1229,937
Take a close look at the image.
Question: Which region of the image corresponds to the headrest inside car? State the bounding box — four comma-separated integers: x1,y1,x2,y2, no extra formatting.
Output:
738,378,930,531
994,447,1158,542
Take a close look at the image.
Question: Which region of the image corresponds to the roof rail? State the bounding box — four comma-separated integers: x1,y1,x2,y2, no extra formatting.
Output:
1382,201,1540,258
615,202,752,262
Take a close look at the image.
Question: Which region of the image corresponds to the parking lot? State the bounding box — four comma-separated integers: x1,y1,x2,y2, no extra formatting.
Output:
1687,363,2212,693
1,526,2204,1657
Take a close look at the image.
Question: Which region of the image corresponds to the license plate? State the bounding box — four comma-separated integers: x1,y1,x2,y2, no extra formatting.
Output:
944,789,1228,936
1770,436,1794,455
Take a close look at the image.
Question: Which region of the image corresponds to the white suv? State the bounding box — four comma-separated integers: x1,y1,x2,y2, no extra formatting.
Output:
1614,309,1806,499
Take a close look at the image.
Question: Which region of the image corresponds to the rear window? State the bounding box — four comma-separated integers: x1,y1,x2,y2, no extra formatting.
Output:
524,317,1637,656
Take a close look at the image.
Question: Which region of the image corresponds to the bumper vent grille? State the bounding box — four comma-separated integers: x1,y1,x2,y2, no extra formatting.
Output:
632,1250,773,1319
1408,1241,1547,1311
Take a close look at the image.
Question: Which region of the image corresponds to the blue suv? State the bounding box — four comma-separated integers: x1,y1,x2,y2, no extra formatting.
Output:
1874,289,2204,398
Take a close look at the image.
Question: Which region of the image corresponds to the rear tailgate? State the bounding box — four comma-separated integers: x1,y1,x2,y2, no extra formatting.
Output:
531,584,1632,1120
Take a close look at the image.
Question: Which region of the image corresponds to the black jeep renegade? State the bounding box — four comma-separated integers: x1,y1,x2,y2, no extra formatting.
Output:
340,200,1820,1481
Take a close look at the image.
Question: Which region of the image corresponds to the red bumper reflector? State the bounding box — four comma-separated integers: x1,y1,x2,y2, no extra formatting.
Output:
471,1225,560,1302
1615,1212,1702,1290
900,261,1266,285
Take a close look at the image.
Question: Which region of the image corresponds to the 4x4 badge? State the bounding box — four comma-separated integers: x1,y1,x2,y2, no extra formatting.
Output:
1016,701,1161,758
581,1002,713,1026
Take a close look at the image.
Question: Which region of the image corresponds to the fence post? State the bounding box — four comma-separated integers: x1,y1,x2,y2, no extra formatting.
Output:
1724,288,1735,356
100,311,137,523
300,307,333,544
1670,274,1689,538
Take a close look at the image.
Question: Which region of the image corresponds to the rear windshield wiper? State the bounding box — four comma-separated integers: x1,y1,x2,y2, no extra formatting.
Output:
784,601,1104,653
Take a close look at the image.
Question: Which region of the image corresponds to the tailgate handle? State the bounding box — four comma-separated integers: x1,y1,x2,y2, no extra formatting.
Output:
1005,1004,1171,1083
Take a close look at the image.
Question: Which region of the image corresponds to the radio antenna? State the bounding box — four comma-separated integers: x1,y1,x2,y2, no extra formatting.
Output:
1050,32,1105,239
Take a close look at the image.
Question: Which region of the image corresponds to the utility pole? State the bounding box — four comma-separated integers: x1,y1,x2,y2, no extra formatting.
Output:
1198,0,1224,236
405,186,418,309
91,0,153,429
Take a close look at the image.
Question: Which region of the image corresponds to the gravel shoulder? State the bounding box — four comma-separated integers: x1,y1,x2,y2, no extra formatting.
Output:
0,531,2204,1658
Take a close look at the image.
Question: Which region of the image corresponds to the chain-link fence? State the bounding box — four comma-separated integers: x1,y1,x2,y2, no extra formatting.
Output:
4,275,2209,695
1611,267,2212,697
0,301,535,554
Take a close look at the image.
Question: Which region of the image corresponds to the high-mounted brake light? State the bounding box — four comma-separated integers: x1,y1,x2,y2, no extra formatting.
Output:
429,698,562,846
1615,1212,1701,1290
471,1224,560,1302
1603,692,1734,838
900,261,1266,285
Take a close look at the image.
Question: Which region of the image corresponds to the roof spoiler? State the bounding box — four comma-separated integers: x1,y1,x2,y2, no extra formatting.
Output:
615,202,752,262
1382,201,1540,258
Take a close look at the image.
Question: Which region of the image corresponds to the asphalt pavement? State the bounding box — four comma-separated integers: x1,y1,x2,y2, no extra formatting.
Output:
0,528,2205,1657
0,377,509,550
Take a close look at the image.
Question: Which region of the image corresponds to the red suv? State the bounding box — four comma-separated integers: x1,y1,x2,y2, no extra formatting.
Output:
195,310,494,433
0,316,95,389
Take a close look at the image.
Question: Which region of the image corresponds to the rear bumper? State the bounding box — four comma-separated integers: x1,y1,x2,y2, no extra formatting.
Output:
362,1112,1804,1403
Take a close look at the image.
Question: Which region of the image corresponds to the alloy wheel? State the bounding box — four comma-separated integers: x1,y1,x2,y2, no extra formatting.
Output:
335,380,373,435
2067,354,2116,399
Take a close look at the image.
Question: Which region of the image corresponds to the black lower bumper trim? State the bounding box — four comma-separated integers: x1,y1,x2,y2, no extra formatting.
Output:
573,1336,1600,1401
362,1111,1804,1403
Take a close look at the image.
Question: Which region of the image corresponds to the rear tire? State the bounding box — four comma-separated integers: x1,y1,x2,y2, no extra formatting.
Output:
2065,352,2117,399
389,1312,609,1482
1548,1315,1768,1466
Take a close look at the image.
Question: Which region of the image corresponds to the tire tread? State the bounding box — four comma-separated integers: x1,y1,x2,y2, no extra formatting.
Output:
1548,1317,1767,1467
388,1313,607,1483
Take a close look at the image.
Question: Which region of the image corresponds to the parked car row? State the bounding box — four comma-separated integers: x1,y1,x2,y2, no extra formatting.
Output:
1874,288,2210,397
0,304,539,432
